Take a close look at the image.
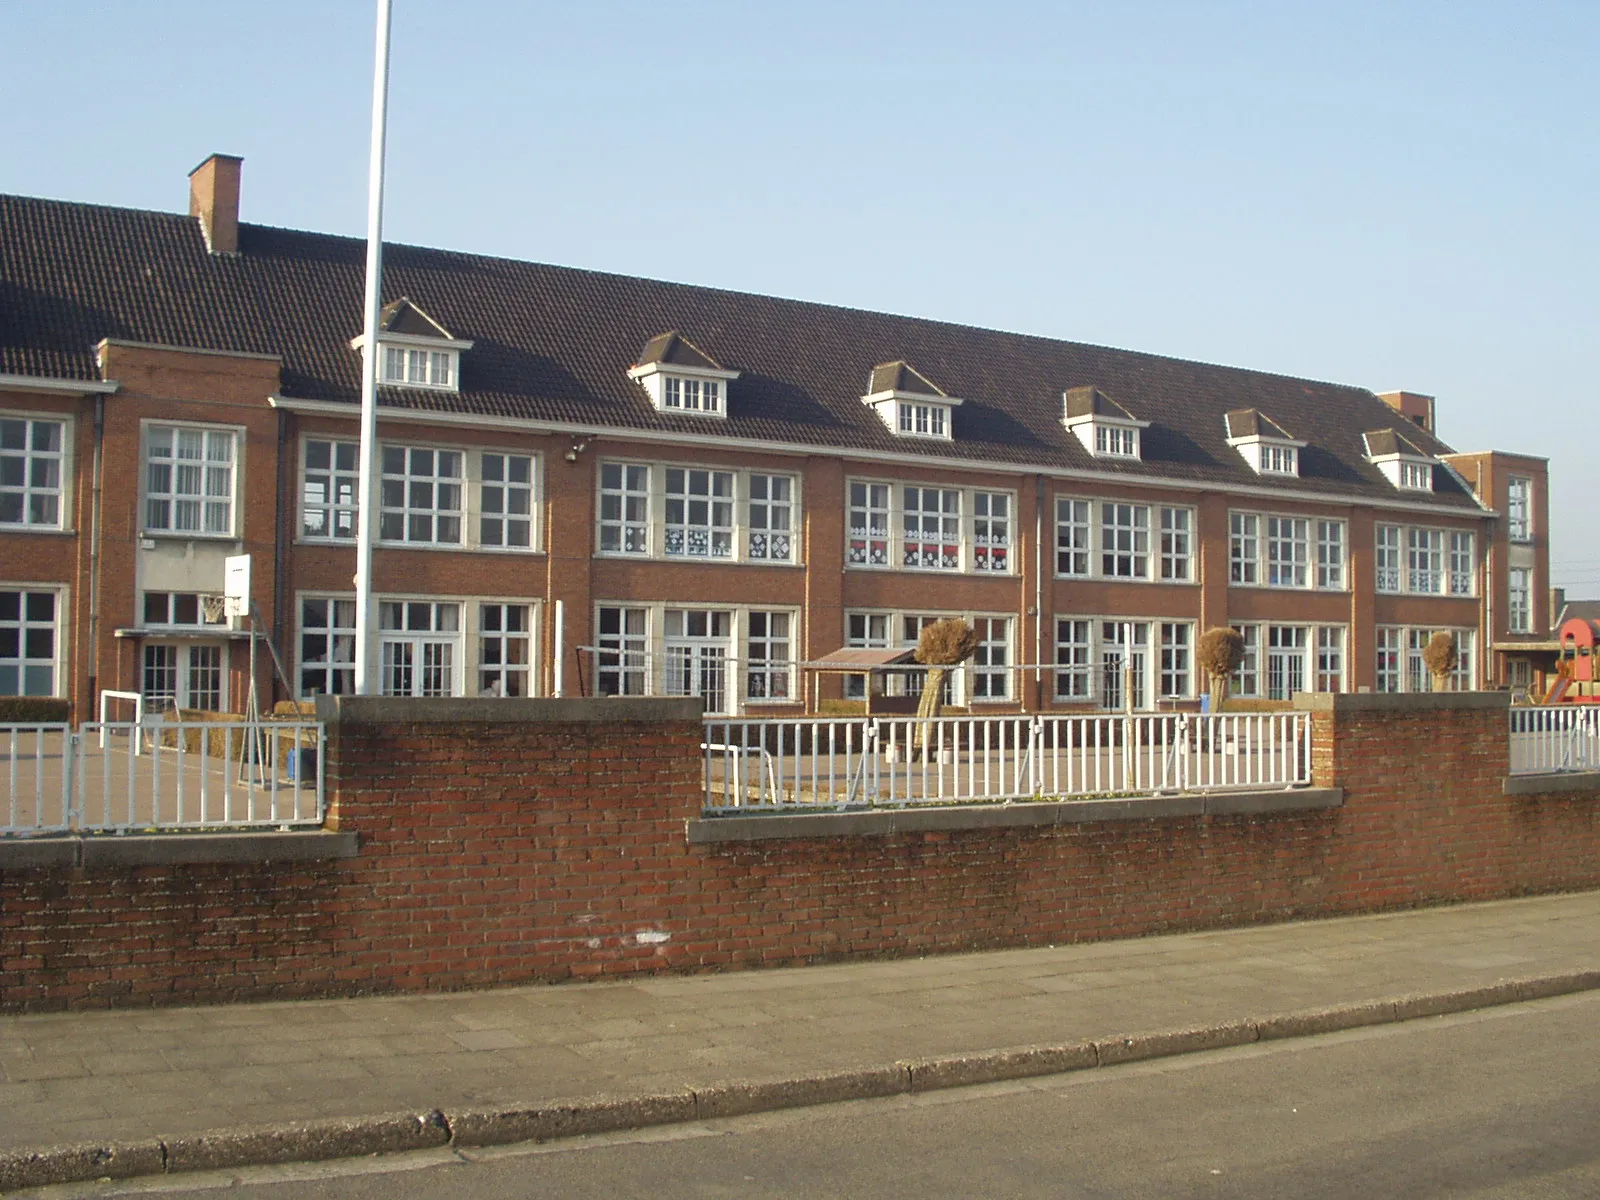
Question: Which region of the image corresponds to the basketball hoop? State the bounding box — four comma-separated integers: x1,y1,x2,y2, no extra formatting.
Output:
201,593,229,626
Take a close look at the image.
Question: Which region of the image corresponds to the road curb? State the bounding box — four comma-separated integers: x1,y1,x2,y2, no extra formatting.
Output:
5,969,1598,1192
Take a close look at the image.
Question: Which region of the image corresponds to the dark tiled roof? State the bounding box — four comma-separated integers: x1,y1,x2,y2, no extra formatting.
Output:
1225,408,1295,442
635,330,722,370
380,298,453,339
867,360,944,398
0,191,1481,510
1364,429,1431,459
1064,386,1138,424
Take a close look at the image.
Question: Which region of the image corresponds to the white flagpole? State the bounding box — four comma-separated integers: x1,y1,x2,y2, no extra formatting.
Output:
354,0,393,695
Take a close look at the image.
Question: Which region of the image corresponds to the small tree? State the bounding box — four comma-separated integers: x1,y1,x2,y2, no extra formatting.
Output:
1197,627,1245,713
914,619,981,724
1423,631,1458,692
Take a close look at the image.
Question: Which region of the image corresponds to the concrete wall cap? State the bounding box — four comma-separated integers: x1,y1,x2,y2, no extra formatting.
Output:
1293,690,1510,713
315,695,704,726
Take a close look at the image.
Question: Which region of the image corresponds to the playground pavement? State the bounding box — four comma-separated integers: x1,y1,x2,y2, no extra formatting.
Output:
4,890,1600,1191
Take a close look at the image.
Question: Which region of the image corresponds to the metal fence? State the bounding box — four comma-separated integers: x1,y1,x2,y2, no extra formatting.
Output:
1509,706,1600,775
1,719,326,836
703,711,1314,812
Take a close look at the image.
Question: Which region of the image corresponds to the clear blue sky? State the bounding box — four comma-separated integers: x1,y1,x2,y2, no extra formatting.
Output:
4,1,1595,593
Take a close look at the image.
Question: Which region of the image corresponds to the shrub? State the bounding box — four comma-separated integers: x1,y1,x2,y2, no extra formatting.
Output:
1423,632,1458,690
0,696,71,723
1197,627,1245,711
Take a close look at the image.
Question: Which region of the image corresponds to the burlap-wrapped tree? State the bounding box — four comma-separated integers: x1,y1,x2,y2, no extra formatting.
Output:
913,619,980,754
1423,631,1458,692
1197,627,1245,713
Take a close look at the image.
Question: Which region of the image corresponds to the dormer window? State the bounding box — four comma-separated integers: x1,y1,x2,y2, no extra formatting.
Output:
350,298,471,394
1063,386,1148,461
1096,425,1138,458
1363,429,1437,492
1225,409,1305,477
628,332,739,419
862,361,960,442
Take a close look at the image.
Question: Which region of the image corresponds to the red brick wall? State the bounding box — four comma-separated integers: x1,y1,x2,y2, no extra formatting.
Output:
3,694,1598,1011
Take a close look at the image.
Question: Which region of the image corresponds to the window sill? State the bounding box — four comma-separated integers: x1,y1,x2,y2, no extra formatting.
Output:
141,531,239,542
0,524,74,536
598,552,805,569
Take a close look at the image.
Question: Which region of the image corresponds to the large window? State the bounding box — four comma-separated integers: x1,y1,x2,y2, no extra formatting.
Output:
302,439,358,540
664,609,733,714
1233,511,1343,590
1100,503,1149,579
145,425,235,535
973,492,1011,573
599,463,650,554
1052,618,1194,709
903,487,960,570
479,603,532,696
299,596,356,696
846,480,1014,574
1160,507,1192,581
0,589,59,696
601,461,800,564
665,468,735,559
845,610,1009,705
1266,517,1309,588
0,417,64,529
746,611,792,701
1377,626,1478,693
1507,476,1531,542
747,474,794,562
1056,498,1091,577
1508,568,1532,633
1231,622,1347,697
143,643,223,711
379,600,460,697
596,606,648,696
379,447,462,545
480,454,533,549
1378,523,1476,597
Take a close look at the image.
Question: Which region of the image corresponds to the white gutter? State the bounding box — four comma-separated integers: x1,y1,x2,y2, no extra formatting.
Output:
0,373,119,395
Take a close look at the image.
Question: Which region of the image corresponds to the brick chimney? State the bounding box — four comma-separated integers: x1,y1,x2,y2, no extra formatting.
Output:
1376,390,1436,435
188,154,243,254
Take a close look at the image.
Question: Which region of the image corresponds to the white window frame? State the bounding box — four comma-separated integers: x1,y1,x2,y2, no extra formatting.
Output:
596,605,649,696
1378,522,1477,597
969,616,1012,702
301,437,359,542
1407,528,1444,595
1100,502,1150,579
847,481,892,568
1159,622,1192,699
1055,498,1092,578
0,414,67,531
896,401,949,439
1232,511,1343,591
1398,460,1433,491
1092,423,1140,459
845,609,1010,706
1375,524,1403,593
1159,507,1192,582
902,486,961,571
599,462,651,555
1053,617,1093,700
141,591,229,630
0,586,64,697
1508,568,1532,634
378,343,459,392
846,480,1016,575
664,467,735,559
479,453,535,551
1231,622,1347,698
478,602,534,696
379,445,463,546
1448,531,1475,597
745,610,794,703
378,599,463,697
662,375,723,415
747,473,795,563
143,422,239,537
297,593,357,698
972,492,1011,573
1507,476,1532,543
143,642,225,712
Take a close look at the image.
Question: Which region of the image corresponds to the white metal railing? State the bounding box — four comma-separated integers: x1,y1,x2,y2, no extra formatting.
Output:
1509,706,1600,775
2,724,73,835
703,711,1313,811
2,718,326,836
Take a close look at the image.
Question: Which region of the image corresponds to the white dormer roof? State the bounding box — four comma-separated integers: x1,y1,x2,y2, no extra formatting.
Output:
862,361,962,441
1363,428,1438,492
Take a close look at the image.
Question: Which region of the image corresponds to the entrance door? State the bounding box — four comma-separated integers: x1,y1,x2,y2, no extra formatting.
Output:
1266,626,1307,700
664,609,731,714
142,642,225,711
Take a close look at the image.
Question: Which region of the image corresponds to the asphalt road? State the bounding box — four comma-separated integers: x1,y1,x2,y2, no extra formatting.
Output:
23,991,1600,1200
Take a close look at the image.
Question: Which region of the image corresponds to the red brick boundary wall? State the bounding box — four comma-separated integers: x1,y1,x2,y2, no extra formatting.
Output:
3,693,1598,1011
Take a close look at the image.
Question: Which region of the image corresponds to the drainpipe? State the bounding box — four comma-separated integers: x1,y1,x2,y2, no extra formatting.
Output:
273,408,290,705
1033,474,1044,711
86,395,105,718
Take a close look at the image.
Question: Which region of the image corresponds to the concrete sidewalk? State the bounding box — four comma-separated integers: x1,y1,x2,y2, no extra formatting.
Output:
5,890,1600,1189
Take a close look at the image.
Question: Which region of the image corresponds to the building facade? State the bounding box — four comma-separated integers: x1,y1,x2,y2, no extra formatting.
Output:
0,156,1553,720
